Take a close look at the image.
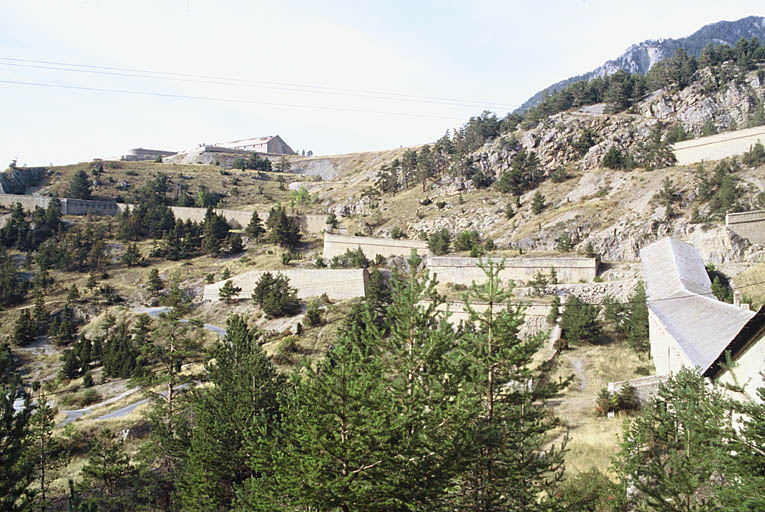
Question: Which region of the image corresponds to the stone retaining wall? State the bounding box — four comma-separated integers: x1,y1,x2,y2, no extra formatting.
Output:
323,233,429,260
429,301,551,338
0,194,119,216
426,256,598,285
726,210,765,245
203,268,368,302
167,206,326,233
673,126,765,165
608,374,668,404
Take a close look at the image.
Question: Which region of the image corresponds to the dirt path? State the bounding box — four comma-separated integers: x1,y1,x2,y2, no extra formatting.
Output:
567,356,587,391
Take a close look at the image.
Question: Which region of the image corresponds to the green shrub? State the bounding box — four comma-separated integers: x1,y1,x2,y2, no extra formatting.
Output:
330,247,369,269
305,300,323,327
252,272,301,318
427,229,451,255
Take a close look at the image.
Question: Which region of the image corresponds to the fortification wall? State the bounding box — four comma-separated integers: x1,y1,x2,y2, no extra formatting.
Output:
426,256,598,285
61,198,119,216
726,210,765,245
323,233,429,260
673,126,765,165
430,301,551,338
169,206,326,233
0,193,52,211
203,268,368,302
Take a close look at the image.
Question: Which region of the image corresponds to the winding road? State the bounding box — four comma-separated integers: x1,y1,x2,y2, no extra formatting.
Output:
57,307,225,425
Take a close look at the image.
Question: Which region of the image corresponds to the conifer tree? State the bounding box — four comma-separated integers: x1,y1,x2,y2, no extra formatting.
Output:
559,295,601,344
239,337,393,511
30,387,59,512
245,211,265,242
180,315,285,510
147,268,164,298
455,260,567,511
218,280,242,304
0,385,34,511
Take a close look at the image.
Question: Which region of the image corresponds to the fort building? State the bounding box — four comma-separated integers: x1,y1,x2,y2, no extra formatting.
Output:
641,237,764,402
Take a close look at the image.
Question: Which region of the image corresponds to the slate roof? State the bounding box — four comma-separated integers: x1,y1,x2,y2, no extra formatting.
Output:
640,237,757,373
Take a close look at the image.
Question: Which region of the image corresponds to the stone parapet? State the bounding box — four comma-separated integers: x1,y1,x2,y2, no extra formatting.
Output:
726,210,765,245
203,268,368,302
322,233,429,260
426,256,598,285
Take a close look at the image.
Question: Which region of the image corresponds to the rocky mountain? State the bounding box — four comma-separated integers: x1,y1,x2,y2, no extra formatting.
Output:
517,15,765,113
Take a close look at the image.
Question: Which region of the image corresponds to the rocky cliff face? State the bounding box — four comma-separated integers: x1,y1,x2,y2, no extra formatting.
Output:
0,166,47,194
463,66,765,180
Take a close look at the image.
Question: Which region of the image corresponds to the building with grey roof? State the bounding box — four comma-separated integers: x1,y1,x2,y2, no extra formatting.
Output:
641,237,764,402
212,135,295,155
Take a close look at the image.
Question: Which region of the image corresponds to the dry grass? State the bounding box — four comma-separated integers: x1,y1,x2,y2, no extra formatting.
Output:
548,342,653,476
733,262,765,310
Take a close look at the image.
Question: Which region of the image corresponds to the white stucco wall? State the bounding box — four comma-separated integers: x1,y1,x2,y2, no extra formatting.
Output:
717,329,765,404
649,309,693,376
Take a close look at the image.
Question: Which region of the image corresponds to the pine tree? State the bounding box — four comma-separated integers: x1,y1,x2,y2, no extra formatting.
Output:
266,205,301,248
147,268,164,297
238,337,394,511
0,385,34,511
614,369,737,511
454,260,567,511
13,309,35,346
81,429,135,506
68,170,92,200
531,190,546,214
559,295,601,344
30,387,60,512
218,280,242,304
180,315,285,510
245,211,265,242
121,243,142,267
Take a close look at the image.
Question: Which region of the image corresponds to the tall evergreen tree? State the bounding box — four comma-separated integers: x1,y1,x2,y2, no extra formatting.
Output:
180,315,285,511
245,211,265,242
455,260,567,511
68,170,92,200
0,385,34,511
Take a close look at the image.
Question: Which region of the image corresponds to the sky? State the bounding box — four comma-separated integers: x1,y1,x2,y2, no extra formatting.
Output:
1,1,763,166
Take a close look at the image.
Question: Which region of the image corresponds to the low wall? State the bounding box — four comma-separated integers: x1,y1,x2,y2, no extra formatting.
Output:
726,210,765,245
426,256,598,285
608,374,667,404
203,268,368,302
323,233,429,260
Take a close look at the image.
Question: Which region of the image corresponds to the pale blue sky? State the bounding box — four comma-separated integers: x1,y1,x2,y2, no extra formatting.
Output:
1,1,763,166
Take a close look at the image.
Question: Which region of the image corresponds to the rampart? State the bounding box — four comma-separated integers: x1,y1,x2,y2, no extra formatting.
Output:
426,256,598,285
123,148,178,162
169,206,327,233
323,233,430,260
726,210,765,245
672,126,765,165
0,194,119,216
203,268,368,302
428,301,551,338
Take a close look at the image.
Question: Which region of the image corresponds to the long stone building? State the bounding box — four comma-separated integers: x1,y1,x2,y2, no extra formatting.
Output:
641,237,764,402
211,135,295,155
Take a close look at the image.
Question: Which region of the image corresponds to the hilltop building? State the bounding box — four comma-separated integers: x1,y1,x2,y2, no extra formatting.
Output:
123,148,178,161
211,135,295,155
641,237,764,402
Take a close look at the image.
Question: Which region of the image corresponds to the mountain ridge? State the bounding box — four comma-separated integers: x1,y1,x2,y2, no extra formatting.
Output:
517,15,765,113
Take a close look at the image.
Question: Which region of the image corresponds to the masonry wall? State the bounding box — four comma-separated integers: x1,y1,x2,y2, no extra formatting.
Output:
726,210,765,245
203,268,368,302
429,301,551,338
426,256,598,285
168,206,326,233
0,193,52,211
608,375,668,403
323,233,429,260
